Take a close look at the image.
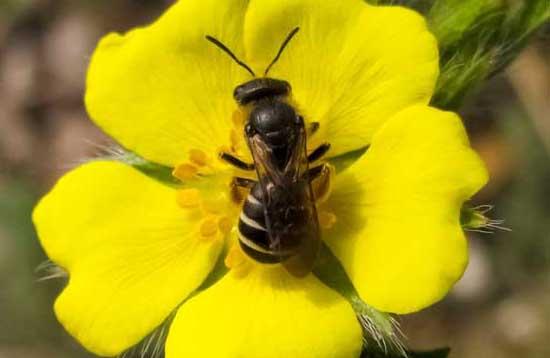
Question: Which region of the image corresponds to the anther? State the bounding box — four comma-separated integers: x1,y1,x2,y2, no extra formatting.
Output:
225,243,246,268
173,163,198,181
218,216,234,234
201,195,225,215
189,149,209,167
230,129,241,150
224,243,251,277
200,217,219,239
232,108,246,127
319,211,337,229
176,188,202,208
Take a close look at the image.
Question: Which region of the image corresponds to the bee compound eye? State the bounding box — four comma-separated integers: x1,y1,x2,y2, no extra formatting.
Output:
245,123,255,136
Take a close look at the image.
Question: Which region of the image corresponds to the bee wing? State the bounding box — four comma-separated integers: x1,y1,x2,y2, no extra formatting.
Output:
247,134,285,186
282,124,321,277
247,126,321,277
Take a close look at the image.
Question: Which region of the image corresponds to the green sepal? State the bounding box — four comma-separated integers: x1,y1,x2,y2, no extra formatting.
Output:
328,146,369,174
106,149,181,187
313,242,404,354
461,205,489,230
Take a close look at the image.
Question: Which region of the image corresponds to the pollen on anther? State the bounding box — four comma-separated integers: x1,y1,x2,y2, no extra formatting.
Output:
173,163,198,181
218,216,234,234
225,243,245,268
200,218,219,238
176,189,201,208
230,129,241,150
189,149,209,167
232,108,245,127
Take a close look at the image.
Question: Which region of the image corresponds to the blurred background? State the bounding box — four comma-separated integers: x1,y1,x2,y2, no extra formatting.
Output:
0,1,548,357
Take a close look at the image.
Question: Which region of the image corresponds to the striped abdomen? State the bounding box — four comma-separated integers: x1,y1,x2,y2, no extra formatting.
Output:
238,183,292,263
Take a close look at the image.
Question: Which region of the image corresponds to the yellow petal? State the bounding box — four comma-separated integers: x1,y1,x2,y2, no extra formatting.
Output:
166,265,362,358
33,161,223,356
244,0,439,156
324,106,488,314
85,0,249,166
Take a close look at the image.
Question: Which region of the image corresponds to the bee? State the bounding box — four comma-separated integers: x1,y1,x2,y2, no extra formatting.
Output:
206,28,330,276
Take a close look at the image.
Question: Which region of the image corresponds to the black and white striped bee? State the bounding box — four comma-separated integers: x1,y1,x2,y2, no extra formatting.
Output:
206,28,330,276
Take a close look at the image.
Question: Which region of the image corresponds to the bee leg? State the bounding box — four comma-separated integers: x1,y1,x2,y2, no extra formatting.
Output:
307,143,331,163
307,164,328,181
232,177,257,189
230,177,257,203
306,121,320,136
220,152,255,171
308,164,332,203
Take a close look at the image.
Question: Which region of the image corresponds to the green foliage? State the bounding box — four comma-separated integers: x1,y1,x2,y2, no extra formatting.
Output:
428,0,550,109
366,0,550,110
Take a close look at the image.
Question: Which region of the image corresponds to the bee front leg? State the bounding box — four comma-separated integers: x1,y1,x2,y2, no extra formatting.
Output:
307,164,332,203
307,164,328,181
220,152,255,171
307,121,320,136
307,143,331,163
230,177,257,203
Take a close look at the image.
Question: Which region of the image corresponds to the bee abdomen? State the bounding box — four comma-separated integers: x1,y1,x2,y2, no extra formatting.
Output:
238,185,288,263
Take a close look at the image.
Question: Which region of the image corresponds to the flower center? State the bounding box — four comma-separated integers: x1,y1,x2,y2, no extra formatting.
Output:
171,110,338,270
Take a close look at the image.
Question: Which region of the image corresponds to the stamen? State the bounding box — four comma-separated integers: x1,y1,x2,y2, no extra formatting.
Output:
224,243,251,277
189,149,209,167
230,129,241,151
200,217,219,239
172,163,198,181
218,216,234,234
319,211,337,229
232,108,246,127
201,194,225,214
176,188,201,208
225,244,244,268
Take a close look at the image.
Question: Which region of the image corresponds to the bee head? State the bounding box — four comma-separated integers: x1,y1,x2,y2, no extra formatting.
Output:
233,78,291,105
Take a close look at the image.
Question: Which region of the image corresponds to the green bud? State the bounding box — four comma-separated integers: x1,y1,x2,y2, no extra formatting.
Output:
429,0,503,48
461,205,510,233
429,0,550,109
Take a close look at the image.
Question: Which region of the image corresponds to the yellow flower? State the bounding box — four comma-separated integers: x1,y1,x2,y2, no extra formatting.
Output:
32,0,488,357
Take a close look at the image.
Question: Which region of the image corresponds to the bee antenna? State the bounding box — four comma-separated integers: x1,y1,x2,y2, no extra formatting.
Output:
205,35,256,77
264,27,300,76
